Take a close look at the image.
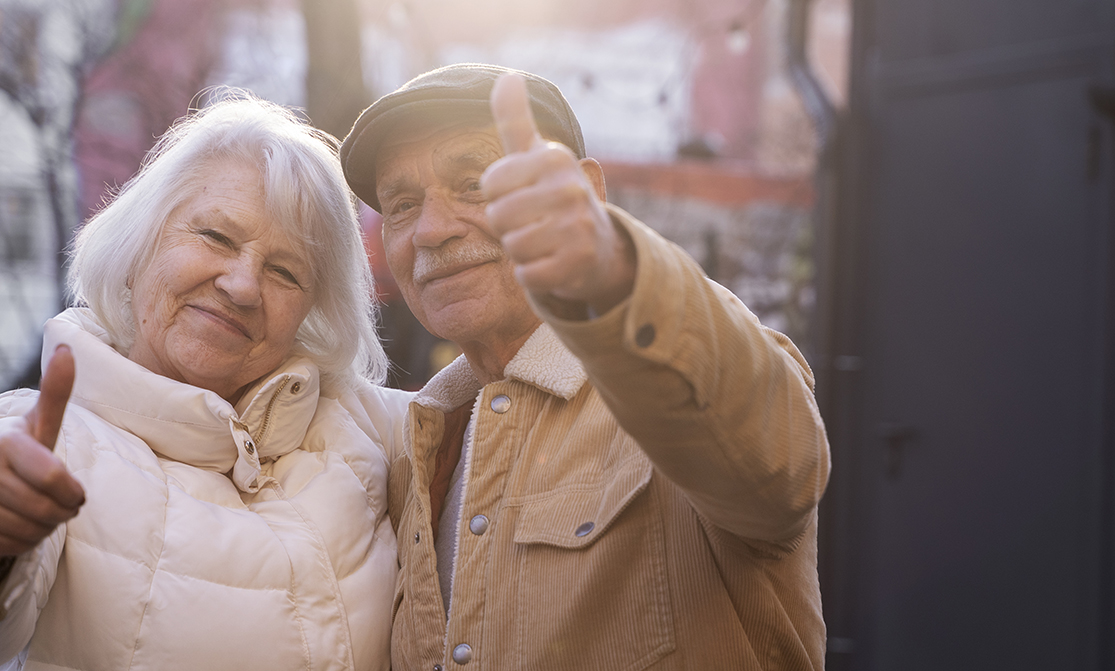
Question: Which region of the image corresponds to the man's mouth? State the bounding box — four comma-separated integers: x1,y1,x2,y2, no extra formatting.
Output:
414,242,504,285
416,260,491,285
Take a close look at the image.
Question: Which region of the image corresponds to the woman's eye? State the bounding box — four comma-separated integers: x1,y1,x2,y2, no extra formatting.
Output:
272,266,303,288
200,229,233,246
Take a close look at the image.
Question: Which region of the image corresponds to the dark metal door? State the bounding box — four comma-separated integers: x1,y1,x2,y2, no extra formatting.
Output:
818,1,1115,669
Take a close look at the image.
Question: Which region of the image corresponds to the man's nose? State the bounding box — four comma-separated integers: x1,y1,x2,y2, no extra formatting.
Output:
214,254,263,308
412,191,471,248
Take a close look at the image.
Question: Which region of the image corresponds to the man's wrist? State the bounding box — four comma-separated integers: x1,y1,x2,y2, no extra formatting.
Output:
532,293,591,322
585,213,637,316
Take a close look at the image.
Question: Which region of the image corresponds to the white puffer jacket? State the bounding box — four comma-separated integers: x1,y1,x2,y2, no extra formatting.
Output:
0,309,412,670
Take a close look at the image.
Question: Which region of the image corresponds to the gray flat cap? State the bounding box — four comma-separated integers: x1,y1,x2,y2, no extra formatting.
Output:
339,63,585,211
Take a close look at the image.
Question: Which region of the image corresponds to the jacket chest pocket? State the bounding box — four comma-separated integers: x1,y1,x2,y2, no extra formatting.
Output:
509,453,677,671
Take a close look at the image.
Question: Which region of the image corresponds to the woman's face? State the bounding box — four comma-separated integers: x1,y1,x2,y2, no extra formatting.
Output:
127,160,315,403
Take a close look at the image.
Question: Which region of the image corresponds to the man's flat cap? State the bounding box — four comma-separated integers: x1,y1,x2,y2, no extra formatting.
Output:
340,63,585,211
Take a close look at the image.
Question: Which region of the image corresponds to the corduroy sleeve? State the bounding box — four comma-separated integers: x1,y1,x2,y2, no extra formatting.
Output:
535,204,830,545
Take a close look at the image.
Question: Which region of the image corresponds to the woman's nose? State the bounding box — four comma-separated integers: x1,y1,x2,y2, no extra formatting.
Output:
214,255,263,308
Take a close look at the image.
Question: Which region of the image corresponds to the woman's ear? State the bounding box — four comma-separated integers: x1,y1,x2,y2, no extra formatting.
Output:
578,157,607,202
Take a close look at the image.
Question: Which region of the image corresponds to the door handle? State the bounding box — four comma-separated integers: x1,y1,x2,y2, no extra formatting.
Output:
1088,85,1115,120
877,422,918,479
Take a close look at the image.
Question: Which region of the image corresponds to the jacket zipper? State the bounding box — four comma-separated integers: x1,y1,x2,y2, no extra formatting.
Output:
253,375,291,447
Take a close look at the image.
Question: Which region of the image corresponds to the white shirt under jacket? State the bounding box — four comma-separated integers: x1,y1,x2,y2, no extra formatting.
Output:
0,308,412,671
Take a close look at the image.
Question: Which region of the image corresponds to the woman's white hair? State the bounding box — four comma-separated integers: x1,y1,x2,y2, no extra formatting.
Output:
69,90,389,392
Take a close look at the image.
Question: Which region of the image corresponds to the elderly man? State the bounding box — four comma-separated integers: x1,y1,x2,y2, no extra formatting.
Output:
340,63,830,670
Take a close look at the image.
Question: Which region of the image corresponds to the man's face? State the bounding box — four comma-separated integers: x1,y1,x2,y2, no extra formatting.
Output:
375,122,541,350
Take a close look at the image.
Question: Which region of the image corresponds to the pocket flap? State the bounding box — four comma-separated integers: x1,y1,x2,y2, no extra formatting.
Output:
514,453,653,549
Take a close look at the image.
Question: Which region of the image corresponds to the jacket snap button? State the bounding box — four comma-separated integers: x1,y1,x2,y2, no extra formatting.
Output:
575,521,595,537
635,323,656,347
291,381,302,394
433,666,443,671
452,643,473,664
469,515,489,535
244,439,255,455
490,395,511,414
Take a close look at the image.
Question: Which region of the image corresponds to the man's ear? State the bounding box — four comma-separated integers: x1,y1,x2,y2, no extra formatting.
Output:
578,157,607,202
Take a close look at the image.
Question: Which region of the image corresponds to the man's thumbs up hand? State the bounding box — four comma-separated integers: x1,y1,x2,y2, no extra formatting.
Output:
482,73,635,317
490,71,545,155
0,345,85,556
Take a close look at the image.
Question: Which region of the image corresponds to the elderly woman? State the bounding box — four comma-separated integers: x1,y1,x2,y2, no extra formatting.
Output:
0,95,410,670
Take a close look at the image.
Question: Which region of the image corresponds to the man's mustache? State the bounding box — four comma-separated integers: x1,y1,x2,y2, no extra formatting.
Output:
413,238,506,284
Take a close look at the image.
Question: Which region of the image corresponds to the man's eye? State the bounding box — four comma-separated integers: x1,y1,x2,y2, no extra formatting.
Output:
385,199,417,217
465,181,482,192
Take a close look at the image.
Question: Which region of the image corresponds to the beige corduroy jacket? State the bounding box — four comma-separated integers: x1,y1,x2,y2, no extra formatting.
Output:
387,206,830,670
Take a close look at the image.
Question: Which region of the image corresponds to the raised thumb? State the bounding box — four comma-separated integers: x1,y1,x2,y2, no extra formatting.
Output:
490,73,543,155
28,344,75,450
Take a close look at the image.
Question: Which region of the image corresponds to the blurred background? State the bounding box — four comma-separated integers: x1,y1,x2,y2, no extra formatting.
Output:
1,0,1113,669
0,0,847,390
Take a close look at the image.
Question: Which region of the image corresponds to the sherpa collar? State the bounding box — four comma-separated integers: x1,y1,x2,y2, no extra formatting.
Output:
415,323,587,411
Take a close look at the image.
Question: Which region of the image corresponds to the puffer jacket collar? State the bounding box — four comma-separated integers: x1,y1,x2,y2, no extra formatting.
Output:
414,323,588,412
44,308,320,493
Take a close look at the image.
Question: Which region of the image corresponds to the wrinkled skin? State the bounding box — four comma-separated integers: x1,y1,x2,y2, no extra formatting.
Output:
375,74,635,383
